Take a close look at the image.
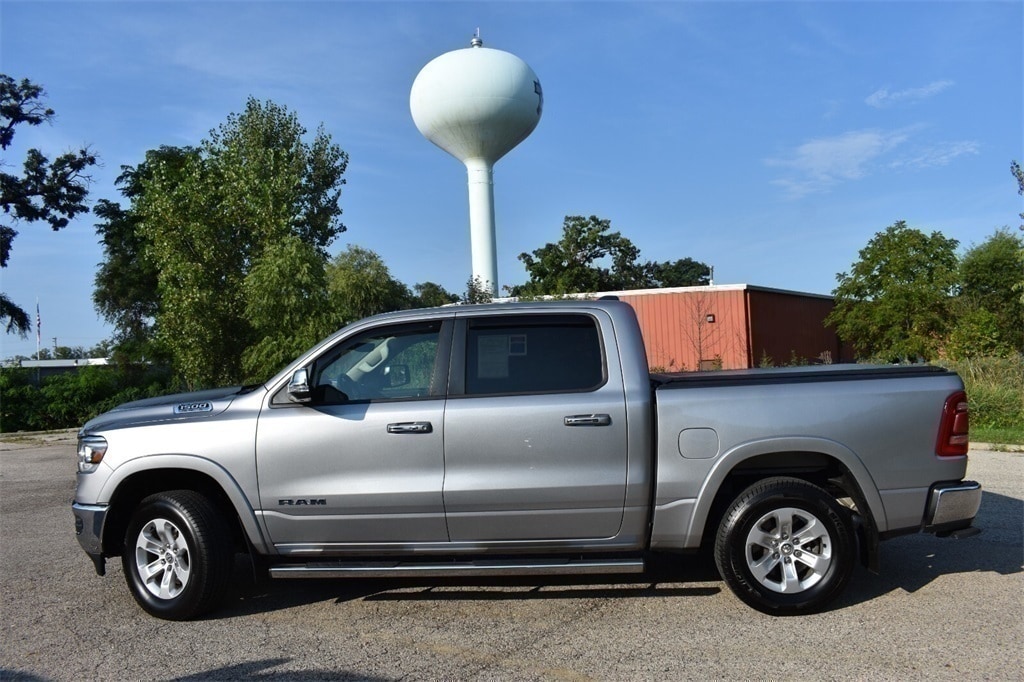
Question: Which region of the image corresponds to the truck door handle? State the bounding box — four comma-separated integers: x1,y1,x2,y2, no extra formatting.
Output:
387,421,433,434
564,414,611,427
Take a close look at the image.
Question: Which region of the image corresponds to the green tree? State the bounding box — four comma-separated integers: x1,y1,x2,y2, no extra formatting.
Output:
826,221,960,361
127,98,348,388
326,245,411,321
954,228,1024,355
93,147,194,363
509,215,710,297
647,257,712,288
243,234,336,381
1,75,97,334
412,281,459,308
463,276,494,304
1012,160,1024,302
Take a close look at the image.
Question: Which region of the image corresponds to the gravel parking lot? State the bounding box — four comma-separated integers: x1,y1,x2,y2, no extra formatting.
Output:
1,433,1021,681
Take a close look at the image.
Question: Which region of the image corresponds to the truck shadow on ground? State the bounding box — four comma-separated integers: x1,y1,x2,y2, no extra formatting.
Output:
218,490,1021,619
219,554,722,619
838,489,1023,608
168,660,392,681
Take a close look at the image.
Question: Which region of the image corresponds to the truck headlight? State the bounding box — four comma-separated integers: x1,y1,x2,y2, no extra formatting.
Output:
77,435,108,473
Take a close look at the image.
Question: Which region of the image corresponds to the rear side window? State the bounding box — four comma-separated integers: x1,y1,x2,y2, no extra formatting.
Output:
464,314,605,396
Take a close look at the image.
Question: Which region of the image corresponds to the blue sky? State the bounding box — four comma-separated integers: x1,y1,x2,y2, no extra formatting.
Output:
2,0,1021,359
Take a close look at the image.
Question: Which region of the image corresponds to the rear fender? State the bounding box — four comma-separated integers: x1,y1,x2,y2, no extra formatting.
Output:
686,437,887,546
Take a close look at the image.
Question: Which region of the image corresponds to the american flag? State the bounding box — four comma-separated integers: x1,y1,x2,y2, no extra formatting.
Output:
35,301,41,345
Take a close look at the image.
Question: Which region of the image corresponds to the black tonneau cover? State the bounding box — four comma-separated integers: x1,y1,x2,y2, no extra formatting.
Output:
651,363,952,390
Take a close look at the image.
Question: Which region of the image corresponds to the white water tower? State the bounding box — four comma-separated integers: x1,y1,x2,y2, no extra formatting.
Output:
410,35,543,295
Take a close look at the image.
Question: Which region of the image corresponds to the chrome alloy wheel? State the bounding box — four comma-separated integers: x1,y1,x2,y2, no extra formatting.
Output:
134,517,192,600
744,506,833,594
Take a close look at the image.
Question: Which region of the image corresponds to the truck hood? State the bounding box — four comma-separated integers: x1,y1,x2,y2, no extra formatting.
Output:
81,385,256,434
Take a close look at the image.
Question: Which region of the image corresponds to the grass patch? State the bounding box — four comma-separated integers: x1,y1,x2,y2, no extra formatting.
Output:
940,355,1023,433
971,426,1024,446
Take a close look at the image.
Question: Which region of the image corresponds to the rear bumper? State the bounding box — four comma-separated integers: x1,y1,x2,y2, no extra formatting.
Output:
923,481,982,535
72,502,108,575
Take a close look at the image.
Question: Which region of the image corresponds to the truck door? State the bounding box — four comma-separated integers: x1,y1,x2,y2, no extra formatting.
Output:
442,311,629,542
255,319,452,552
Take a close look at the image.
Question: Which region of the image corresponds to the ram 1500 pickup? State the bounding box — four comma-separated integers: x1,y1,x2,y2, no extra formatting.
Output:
72,300,981,619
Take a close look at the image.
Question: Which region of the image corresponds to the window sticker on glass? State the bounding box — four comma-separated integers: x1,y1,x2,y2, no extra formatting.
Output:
478,335,510,378
509,334,527,356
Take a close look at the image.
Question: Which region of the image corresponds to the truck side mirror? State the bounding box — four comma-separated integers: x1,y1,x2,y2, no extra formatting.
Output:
287,368,311,403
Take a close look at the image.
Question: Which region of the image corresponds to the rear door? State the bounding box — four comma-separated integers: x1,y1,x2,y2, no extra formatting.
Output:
442,311,629,542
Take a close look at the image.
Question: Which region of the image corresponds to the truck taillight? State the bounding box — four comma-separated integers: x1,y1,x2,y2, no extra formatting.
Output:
936,390,969,457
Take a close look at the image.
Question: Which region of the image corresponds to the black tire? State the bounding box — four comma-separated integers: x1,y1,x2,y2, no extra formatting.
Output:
122,490,233,620
714,477,855,616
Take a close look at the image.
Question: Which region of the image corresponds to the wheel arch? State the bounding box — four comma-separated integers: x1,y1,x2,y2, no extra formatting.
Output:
98,455,269,557
688,438,885,560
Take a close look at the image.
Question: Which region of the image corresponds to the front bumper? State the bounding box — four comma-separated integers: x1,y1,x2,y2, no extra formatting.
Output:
923,480,982,536
72,502,108,576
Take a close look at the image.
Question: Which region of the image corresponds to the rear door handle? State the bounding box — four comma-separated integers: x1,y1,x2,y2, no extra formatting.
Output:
564,414,611,427
387,421,433,434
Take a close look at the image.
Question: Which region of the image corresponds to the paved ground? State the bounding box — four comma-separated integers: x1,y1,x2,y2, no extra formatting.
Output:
1,434,1021,681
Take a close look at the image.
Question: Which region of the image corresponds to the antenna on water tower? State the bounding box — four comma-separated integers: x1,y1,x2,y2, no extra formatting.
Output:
410,34,543,296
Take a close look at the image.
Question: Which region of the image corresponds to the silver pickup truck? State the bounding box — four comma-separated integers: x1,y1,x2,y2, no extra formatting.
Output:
73,300,981,620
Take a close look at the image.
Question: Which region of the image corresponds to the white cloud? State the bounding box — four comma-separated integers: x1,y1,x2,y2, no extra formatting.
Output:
766,129,909,198
889,141,980,169
865,80,954,108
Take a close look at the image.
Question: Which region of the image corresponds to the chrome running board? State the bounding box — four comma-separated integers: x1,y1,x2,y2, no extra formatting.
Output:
269,557,645,579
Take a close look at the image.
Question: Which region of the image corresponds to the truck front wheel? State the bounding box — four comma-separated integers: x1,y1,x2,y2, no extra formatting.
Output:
714,477,855,615
122,490,232,620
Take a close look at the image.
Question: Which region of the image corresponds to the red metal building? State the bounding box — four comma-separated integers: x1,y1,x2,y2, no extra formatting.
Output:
601,284,848,371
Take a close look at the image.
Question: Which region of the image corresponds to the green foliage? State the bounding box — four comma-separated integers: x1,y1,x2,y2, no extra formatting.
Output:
946,305,1014,360
412,281,459,308
1012,160,1024,303
827,221,959,361
463,276,494,304
0,368,46,431
243,235,336,382
941,355,1024,431
139,148,247,387
1,293,29,334
93,147,191,362
327,245,412,321
648,257,714,288
0,365,178,432
955,228,1023,354
102,98,349,388
508,215,710,297
1,74,98,335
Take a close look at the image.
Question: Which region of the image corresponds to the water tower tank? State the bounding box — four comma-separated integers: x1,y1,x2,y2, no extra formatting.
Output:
410,36,543,295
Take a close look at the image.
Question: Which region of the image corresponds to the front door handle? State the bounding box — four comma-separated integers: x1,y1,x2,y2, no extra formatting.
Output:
564,414,611,427
387,421,433,434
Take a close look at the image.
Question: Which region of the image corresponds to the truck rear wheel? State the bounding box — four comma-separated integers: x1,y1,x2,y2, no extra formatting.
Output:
714,477,855,615
122,490,232,620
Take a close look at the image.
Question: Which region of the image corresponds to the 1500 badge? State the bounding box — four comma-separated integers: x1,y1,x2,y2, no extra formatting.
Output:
174,401,213,414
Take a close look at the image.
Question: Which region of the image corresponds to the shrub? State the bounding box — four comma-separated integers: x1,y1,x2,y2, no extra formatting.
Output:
0,364,180,432
941,355,1024,430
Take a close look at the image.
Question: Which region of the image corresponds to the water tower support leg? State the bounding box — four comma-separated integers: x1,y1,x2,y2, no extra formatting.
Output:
465,159,499,296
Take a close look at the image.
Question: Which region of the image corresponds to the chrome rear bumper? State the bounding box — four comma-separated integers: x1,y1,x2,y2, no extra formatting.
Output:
923,481,982,535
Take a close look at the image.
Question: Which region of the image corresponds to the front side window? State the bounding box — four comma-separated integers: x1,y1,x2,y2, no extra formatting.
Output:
310,321,442,403
464,315,605,396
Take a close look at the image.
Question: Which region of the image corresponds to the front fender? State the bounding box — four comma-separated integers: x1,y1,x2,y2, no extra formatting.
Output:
98,453,271,554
